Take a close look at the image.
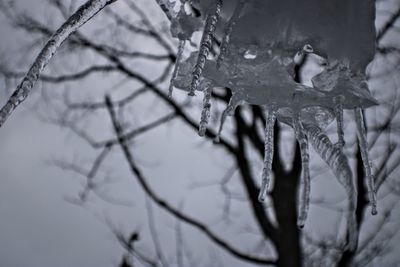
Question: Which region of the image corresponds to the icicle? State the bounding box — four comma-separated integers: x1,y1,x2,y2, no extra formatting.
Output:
0,0,115,127
334,95,345,149
304,124,358,250
293,116,310,228
258,105,277,202
355,108,377,215
214,92,242,143
198,80,212,136
216,0,245,69
188,0,223,96
346,209,358,251
168,39,186,98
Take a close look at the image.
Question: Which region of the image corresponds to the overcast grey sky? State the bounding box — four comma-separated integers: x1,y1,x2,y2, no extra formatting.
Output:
0,3,126,266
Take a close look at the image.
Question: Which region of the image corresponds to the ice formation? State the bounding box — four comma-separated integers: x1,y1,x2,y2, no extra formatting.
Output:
0,0,379,251
293,116,311,229
188,0,223,96
258,105,276,202
167,0,378,245
168,39,186,98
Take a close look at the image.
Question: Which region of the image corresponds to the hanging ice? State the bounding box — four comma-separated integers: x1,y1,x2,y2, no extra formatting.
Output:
198,80,213,136
258,105,277,202
355,108,378,215
0,0,380,252
334,95,345,149
305,124,358,250
293,117,311,229
168,39,186,98
188,0,223,96
215,91,244,143
167,0,379,239
165,0,380,245
216,0,245,69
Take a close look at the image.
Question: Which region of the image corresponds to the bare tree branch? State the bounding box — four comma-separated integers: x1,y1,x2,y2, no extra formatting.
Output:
105,94,276,265
0,0,119,127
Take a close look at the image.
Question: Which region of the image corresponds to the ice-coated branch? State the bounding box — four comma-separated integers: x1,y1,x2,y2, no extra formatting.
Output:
0,0,118,128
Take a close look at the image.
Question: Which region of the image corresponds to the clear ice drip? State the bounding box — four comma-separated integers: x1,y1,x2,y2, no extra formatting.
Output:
293,116,310,228
355,108,377,215
334,95,345,149
0,0,114,127
168,39,186,98
305,124,358,250
198,80,212,136
188,0,222,96
164,0,377,251
258,105,277,202
214,92,242,143
216,0,245,69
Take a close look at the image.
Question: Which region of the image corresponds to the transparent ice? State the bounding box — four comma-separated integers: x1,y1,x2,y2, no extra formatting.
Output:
0,0,380,252
188,0,222,96
198,79,213,136
334,95,346,149
258,105,277,202
293,116,310,229
168,0,378,245
168,39,186,98
217,0,245,69
355,108,378,215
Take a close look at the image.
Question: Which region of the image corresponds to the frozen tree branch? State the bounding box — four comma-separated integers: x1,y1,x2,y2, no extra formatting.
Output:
1,65,118,83
0,0,118,127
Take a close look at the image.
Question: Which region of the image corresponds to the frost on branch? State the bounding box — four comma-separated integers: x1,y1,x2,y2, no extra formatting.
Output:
168,0,378,241
0,0,116,127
